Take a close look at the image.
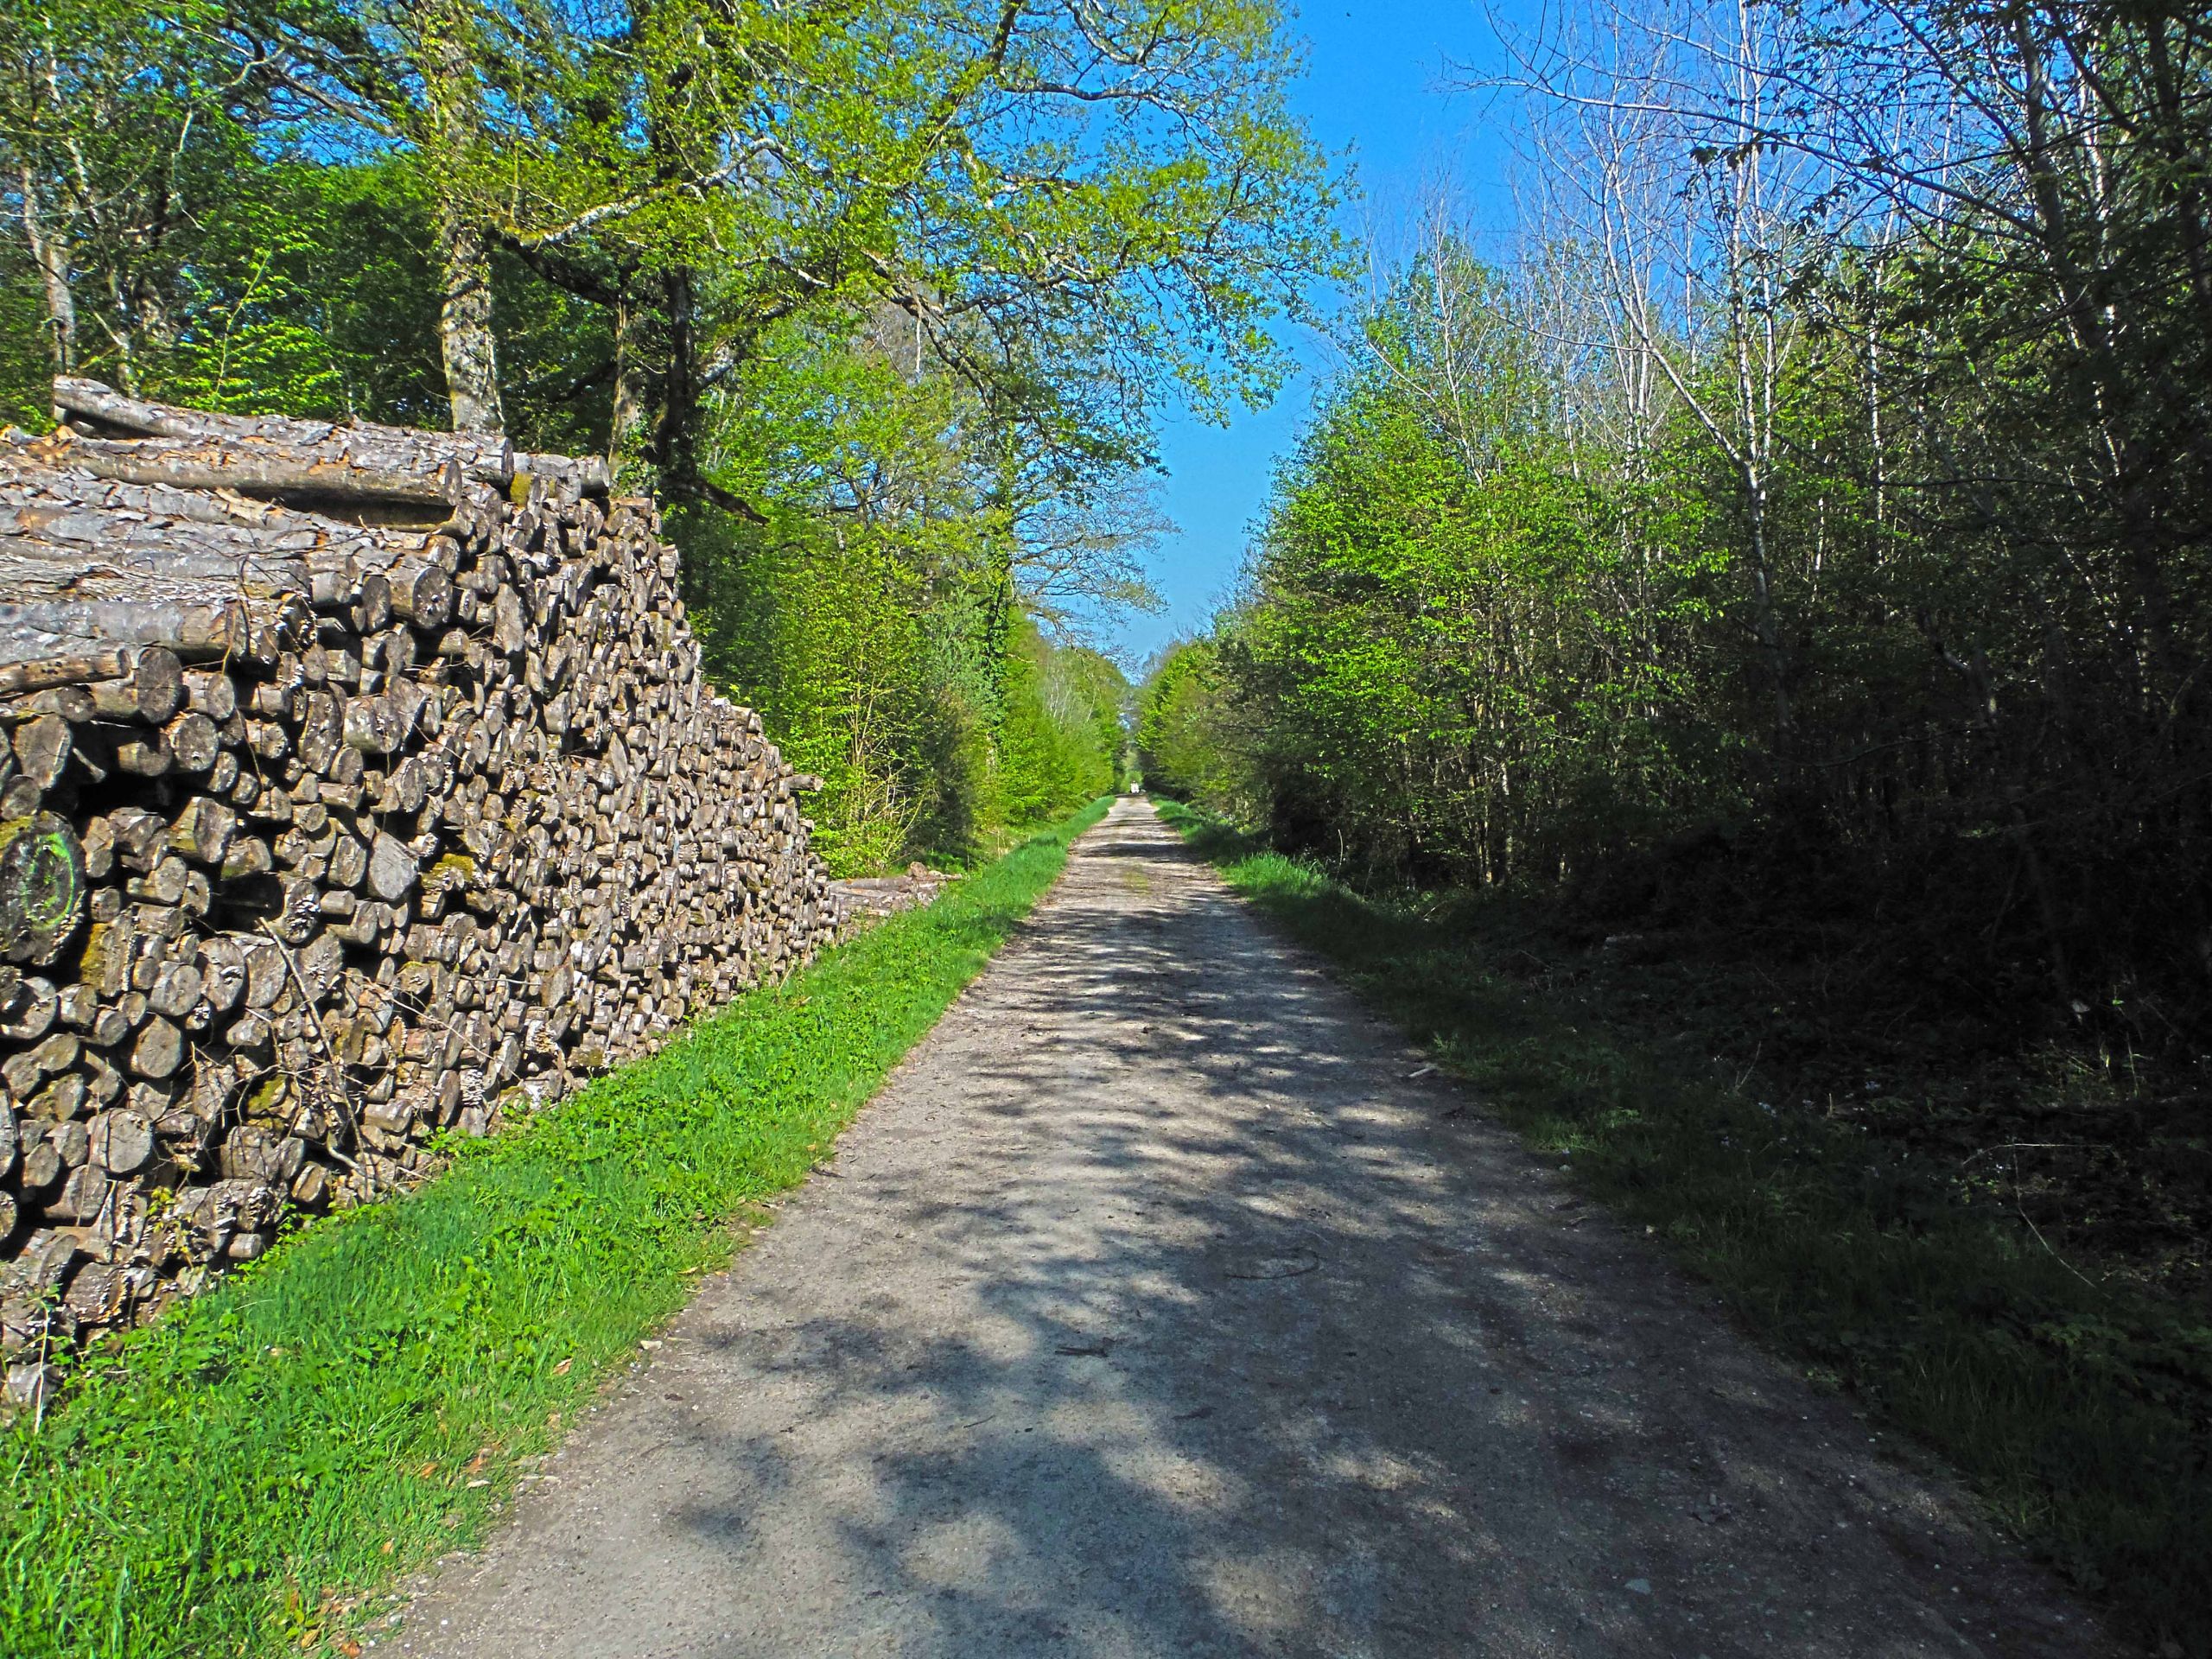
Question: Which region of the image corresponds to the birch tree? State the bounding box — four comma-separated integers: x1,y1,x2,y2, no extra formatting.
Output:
1484,0,1827,759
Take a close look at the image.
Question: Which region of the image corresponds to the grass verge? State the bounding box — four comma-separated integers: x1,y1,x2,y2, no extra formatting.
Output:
1156,798,2212,1658
0,798,1111,1659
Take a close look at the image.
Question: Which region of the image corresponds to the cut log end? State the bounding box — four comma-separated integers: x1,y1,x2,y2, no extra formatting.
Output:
0,813,86,968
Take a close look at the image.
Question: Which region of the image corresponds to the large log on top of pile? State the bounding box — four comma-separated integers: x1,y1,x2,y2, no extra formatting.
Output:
0,378,849,1402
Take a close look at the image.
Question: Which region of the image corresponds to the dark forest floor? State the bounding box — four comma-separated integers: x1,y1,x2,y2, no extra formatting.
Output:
1463,904,2212,1310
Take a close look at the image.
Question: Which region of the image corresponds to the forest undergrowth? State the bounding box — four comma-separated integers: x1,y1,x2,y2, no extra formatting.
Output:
1545,834,2212,1310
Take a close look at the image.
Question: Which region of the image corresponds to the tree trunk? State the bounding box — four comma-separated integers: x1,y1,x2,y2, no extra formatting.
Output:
416,0,505,435
609,292,652,484
608,267,708,504
651,266,702,498
438,209,505,435
17,164,75,377
1742,462,1792,760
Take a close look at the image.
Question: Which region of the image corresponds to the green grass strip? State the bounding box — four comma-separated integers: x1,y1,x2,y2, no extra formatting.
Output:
0,798,1111,1659
1157,800,2212,1656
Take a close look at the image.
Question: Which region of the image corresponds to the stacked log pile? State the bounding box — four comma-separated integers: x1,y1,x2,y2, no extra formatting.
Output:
0,379,846,1402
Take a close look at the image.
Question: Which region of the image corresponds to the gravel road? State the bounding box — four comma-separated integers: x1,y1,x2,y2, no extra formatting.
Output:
399,798,2114,1658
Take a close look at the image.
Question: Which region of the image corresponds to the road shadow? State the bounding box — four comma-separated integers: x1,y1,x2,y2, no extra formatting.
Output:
619,804,2101,1658
409,803,2109,1659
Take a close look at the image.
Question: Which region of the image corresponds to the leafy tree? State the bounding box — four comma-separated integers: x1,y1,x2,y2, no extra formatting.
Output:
1190,245,1715,883
683,296,1145,867
225,0,1338,484
3,0,1300,873
1152,3,2212,1048
1135,638,1255,814
1,0,270,393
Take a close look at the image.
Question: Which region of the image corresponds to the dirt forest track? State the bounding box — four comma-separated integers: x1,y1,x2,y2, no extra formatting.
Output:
399,799,2113,1658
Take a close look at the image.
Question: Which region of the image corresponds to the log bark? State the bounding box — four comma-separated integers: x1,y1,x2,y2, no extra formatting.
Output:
50,379,514,483
0,598,307,667
0,543,306,607
0,651,132,699
29,430,485,508
3,442,457,549
0,493,442,573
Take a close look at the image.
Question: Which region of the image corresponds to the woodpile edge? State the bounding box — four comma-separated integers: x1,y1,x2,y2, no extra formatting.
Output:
0,380,851,1408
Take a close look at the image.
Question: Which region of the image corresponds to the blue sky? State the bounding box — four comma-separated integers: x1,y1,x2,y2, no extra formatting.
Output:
1112,3,1538,665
